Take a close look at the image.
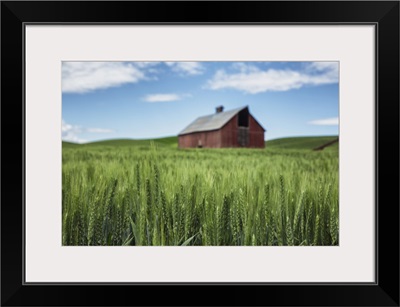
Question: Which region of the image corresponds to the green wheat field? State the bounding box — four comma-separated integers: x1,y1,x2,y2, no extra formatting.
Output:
62,136,339,246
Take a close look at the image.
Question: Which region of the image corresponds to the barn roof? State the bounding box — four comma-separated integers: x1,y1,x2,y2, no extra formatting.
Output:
179,106,249,135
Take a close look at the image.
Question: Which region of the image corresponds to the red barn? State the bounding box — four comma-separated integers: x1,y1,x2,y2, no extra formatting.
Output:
178,106,266,148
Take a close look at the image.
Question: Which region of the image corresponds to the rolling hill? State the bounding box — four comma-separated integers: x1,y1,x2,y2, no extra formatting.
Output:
62,135,339,151
62,136,179,148
265,136,339,150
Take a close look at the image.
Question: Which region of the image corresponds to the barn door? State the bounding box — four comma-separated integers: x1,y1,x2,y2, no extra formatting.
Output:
238,127,249,147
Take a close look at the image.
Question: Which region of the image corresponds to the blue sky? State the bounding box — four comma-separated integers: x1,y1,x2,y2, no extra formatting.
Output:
62,61,338,143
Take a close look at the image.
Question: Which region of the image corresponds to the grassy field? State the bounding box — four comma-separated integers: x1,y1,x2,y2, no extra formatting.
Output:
62,136,339,246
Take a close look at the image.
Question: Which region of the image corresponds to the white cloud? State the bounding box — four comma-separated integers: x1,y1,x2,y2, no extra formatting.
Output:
231,62,260,73
62,119,114,143
133,62,160,68
143,93,185,103
132,62,161,75
165,62,205,76
62,120,85,143
306,61,339,82
307,61,338,73
62,62,147,94
308,117,339,126
206,62,338,94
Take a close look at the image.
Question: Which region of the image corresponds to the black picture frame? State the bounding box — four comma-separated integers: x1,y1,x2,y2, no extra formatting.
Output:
1,1,399,306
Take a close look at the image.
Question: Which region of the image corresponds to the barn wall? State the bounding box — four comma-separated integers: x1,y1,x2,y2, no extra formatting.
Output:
178,111,265,148
178,130,221,148
219,114,265,148
220,114,239,147
248,115,265,148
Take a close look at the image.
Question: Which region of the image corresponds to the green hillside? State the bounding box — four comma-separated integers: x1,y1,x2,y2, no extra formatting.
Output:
265,136,338,151
62,135,338,151
62,136,178,148
62,141,81,148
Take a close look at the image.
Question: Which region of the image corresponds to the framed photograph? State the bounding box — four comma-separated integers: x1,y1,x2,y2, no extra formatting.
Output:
1,1,399,306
